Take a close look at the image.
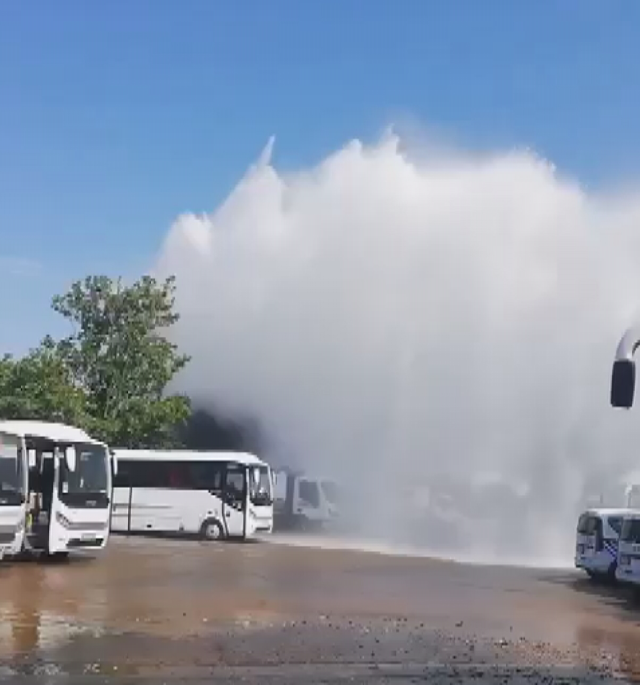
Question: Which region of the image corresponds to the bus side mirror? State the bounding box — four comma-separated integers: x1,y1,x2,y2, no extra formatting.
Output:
611,359,636,409
65,446,77,472
112,454,118,476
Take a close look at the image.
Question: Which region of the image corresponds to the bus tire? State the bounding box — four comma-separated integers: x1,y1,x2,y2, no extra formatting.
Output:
201,519,225,542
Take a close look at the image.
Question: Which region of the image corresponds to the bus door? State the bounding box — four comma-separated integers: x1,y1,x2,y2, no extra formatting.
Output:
47,447,69,554
222,463,246,537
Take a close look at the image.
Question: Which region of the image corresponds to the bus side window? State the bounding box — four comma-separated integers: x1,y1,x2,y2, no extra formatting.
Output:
167,462,189,488
113,461,131,488
608,517,623,536
224,466,245,501
187,461,223,492
128,460,171,488
209,466,223,493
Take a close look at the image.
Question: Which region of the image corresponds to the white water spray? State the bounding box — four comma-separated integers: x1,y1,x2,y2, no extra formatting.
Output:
155,130,640,564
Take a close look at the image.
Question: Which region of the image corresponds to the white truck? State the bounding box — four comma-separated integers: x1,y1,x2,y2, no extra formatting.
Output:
271,468,339,532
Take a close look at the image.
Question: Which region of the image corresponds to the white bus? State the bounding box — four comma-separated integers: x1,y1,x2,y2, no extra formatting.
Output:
0,420,113,559
110,449,274,540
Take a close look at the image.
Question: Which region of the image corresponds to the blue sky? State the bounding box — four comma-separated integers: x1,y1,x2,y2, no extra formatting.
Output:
0,1,638,353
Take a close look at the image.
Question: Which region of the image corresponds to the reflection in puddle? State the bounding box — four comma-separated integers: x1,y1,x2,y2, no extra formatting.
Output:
0,558,110,656
0,606,105,654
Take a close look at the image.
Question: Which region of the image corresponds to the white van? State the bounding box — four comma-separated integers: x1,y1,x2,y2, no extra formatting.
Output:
615,511,640,586
575,508,629,580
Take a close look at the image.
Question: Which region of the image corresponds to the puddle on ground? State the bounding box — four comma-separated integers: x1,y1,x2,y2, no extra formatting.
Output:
0,537,638,679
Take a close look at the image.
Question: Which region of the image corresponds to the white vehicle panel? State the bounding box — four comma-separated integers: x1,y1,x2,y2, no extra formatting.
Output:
0,431,26,557
574,508,631,577
112,487,228,535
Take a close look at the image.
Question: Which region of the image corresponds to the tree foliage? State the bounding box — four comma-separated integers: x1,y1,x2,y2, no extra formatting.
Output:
0,338,88,425
51,274,191,447
0,272,265,452
0,274,191,448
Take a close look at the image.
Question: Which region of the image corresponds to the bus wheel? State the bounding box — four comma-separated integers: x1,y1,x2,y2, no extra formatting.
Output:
201,519,224,542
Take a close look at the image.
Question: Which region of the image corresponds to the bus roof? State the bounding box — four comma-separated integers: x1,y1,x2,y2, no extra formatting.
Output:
0,420,103,446
582,507,640,518
112,448,269,467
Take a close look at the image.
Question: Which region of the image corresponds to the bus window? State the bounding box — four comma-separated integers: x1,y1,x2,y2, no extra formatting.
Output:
125,460,170,488
187,461,223,492
621,518,640,543
168,463,189,488
608,516,623,536
224,467,245,506
113,461,131,488
0,437,21,505
577,514,597,535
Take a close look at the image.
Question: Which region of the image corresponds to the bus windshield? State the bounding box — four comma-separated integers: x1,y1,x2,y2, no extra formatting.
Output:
59,443,109,497
249,465,272,506
577,513,599,535
0,437,22,506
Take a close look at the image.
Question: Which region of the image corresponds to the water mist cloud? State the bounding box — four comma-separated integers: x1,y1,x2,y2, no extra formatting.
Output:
155,130,640,565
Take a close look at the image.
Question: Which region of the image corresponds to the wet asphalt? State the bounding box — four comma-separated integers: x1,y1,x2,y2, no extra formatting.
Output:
0,535,639,683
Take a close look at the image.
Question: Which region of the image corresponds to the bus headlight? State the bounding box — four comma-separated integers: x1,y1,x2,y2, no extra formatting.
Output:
55,512,73,529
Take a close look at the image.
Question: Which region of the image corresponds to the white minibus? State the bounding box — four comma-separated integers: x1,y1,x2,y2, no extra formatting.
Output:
0,420,112,559
110,449,273,540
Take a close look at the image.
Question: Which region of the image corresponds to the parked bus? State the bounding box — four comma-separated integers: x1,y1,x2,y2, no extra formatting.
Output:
0,420,113,559
110,449,274,540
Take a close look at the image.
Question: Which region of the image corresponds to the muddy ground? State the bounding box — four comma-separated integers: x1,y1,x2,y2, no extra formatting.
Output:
0,535,639,682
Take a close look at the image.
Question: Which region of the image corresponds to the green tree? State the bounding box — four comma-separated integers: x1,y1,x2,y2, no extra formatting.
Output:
52,274,191,447
0,338,88,425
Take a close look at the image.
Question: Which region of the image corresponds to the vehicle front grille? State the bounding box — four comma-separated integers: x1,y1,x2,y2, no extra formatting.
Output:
67,537,104,548
64,520,106,532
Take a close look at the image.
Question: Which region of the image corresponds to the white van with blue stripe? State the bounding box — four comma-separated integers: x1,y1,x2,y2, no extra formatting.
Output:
615,512,640,586
575,508,629,580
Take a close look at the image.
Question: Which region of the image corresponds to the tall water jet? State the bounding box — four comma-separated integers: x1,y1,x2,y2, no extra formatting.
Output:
155,131,640,565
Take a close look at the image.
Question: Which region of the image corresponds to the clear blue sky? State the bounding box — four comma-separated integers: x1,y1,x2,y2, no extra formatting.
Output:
0,1,638,353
